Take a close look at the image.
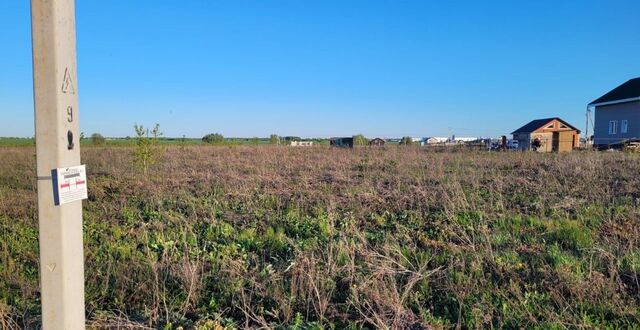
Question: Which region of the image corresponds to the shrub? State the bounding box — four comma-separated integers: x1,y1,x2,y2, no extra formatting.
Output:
90,133,106,146
202,133,224,144
353,134,369,146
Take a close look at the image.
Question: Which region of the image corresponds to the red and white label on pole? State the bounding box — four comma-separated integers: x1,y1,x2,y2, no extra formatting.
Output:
52,165,88,206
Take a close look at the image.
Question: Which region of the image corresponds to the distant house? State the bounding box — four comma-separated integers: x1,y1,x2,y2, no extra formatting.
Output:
589,77,640,147
424,137,448,144
369,138,386,146
329,137,354,148
451,137,479,143
511,117,580,152
290,141,314,147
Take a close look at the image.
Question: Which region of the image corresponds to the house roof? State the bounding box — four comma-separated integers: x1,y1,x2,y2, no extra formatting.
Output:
511,117,579,134
589,77,640,105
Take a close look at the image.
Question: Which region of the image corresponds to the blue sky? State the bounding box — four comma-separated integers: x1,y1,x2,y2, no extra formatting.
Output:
1,1,639,138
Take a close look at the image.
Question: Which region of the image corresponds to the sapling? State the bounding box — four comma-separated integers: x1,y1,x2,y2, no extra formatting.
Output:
133,123,163,175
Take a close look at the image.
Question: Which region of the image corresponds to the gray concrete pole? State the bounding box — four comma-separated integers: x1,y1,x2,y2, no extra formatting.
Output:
31,0,86,328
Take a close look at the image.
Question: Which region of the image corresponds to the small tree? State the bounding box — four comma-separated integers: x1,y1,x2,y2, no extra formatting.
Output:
202,133,224,144
400,136,414,145
353,134,369,146
133,123,163,175
269,134,280,145
91,133,106,146
180,134,187,150
251,137,260,145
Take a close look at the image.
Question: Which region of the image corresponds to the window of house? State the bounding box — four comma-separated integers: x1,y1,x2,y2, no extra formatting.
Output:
609,120,617,135
621,120,628,134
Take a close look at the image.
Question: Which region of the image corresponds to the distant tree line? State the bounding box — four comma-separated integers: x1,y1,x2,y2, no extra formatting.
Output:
201,133,284,145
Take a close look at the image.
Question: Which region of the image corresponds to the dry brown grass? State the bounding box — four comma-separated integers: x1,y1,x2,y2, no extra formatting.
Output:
1,145,639,328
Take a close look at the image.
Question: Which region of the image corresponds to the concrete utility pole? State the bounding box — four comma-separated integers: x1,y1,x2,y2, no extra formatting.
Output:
31,0,86,328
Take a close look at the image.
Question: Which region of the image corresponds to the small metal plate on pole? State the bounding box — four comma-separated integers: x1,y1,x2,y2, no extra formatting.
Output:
52,165,88,206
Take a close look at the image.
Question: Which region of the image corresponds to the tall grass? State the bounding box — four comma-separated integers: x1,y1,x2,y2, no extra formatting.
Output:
1,146,639,328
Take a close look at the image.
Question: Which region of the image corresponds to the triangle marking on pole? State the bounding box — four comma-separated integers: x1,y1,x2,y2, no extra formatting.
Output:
61,68,76,94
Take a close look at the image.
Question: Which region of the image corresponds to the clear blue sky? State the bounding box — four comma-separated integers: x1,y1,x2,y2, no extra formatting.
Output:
1,1,640,138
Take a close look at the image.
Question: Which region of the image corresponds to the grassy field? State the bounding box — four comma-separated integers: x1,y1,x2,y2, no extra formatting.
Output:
1,145,639,329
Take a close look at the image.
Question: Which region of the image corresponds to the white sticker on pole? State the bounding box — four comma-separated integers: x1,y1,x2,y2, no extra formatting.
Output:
52,165,88,206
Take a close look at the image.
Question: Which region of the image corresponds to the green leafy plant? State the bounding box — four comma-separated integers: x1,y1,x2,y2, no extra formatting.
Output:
133,123,163,175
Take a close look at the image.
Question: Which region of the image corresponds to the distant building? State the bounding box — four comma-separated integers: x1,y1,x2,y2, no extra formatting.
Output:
451,137,479,143
329,137,354,148
589,77,640,147
290,141,314,147
369,138,386,146
511,117,580,152
424,137,448,144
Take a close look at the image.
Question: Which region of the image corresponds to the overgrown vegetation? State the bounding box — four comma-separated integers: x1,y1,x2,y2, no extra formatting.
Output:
1,146,639,329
